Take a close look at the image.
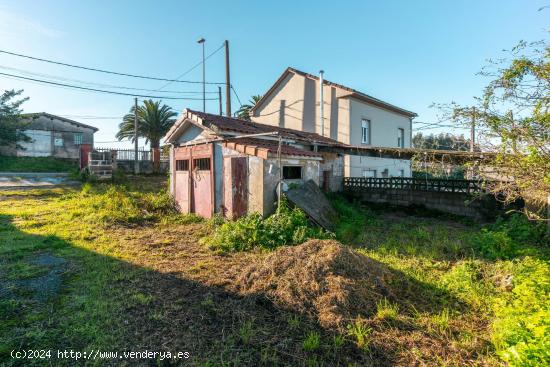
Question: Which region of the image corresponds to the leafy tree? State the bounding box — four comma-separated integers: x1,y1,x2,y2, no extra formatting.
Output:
236,95,262,121
0,89,31,149
437,40,550,219
116,99,177,149
413,132,471,151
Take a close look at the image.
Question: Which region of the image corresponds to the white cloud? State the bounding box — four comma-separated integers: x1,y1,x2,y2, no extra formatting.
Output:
0,6,62,39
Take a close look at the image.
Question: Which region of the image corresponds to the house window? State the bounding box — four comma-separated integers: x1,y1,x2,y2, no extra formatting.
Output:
398,128,405,148
361,119,371,144
193,158,210,171
399,169,405,177
362,169,376,178
283,166,302,179
54,137,63,146
176,159,189,171
381,169,389,178
74,133,83,145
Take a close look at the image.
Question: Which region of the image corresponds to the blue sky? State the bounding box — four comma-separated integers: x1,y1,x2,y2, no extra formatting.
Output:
0,0,547,148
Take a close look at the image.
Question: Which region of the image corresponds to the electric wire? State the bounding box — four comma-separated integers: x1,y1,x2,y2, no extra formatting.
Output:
0,65,219,95
0,48,225,84
0,72,218,100
156,42,226,91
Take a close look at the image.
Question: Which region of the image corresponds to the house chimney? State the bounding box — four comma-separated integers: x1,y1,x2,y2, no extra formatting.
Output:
319,70,324,136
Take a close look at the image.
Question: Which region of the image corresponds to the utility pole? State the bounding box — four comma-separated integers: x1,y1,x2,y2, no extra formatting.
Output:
134,97,139,174
197,38,206,112
225,40,231,117
277,133,282,213
319,70,324,136
470,107,476,153
218,86,222,115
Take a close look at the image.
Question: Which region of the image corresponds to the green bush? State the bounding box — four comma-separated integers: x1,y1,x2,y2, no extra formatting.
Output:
492,257,550,367
203,199,332,252
328,195,375,244
472,214,548,260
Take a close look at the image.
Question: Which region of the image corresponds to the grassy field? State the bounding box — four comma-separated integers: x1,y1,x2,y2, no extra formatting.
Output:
0,156,78,172
0,177,548,366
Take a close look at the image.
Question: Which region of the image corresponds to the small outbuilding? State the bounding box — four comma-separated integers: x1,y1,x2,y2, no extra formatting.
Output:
163,109,345,218
1,112,98,161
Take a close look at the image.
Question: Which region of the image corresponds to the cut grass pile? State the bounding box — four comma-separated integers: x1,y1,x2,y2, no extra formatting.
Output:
237,239,393,329
0,155,78,172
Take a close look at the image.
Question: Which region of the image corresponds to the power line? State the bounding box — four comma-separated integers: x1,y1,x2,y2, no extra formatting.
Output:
0,72,218,100
156,42,226,91
0,49,225,85
230,84,243,110
0,65,219,95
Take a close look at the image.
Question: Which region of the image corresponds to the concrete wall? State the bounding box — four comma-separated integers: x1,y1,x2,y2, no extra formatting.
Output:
14,115,95,159
320,153,344,192
116,160,169,174
262,156,321,216
345,188,507,221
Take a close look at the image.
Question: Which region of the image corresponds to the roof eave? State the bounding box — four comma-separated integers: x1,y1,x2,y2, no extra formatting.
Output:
21,112,100,131
345,93,417,118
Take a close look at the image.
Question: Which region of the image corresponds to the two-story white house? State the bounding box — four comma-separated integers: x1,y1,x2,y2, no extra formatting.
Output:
251,67,417,178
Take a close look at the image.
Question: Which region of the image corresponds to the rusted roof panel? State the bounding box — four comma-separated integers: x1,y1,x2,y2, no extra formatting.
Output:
222,137,322,158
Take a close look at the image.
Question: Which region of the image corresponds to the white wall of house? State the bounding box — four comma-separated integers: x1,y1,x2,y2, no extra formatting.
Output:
347,97,412,177
17,130,52,157
346,155,411,178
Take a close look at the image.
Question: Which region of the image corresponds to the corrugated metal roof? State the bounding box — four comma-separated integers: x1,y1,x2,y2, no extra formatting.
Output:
223,137,322,158
187,109,341,146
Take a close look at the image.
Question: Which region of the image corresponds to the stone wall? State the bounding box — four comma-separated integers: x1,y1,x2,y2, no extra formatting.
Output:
115,160,169,174
345,187,513,221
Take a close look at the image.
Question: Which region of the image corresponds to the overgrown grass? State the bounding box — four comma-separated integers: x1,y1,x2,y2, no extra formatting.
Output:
2,182,547,366
330,194,549,367
0,155,78,172
203,198,332,252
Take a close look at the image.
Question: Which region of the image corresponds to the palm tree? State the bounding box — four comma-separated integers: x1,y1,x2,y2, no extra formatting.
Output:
116,100,177,149
235,95,262,121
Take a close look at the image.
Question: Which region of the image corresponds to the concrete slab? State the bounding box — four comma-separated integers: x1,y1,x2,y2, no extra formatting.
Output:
0,172,78,189
286,179,336,231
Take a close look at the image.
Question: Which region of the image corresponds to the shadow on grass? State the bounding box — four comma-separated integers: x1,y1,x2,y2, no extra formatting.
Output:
0,213,472,366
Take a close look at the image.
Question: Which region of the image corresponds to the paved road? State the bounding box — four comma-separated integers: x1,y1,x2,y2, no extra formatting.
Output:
0,172,80,189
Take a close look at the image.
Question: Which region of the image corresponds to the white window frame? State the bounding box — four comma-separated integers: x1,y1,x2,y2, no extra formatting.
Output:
398,128,405,148
74,132,83,145
361,119,371,145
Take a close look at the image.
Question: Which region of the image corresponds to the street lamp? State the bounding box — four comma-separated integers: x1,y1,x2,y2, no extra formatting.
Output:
197,38,206,112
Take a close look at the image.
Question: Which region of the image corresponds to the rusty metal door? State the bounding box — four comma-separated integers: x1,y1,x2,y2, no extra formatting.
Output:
191,158,212,218
231,157,248,218
223,156,248,219
174,148,191,213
